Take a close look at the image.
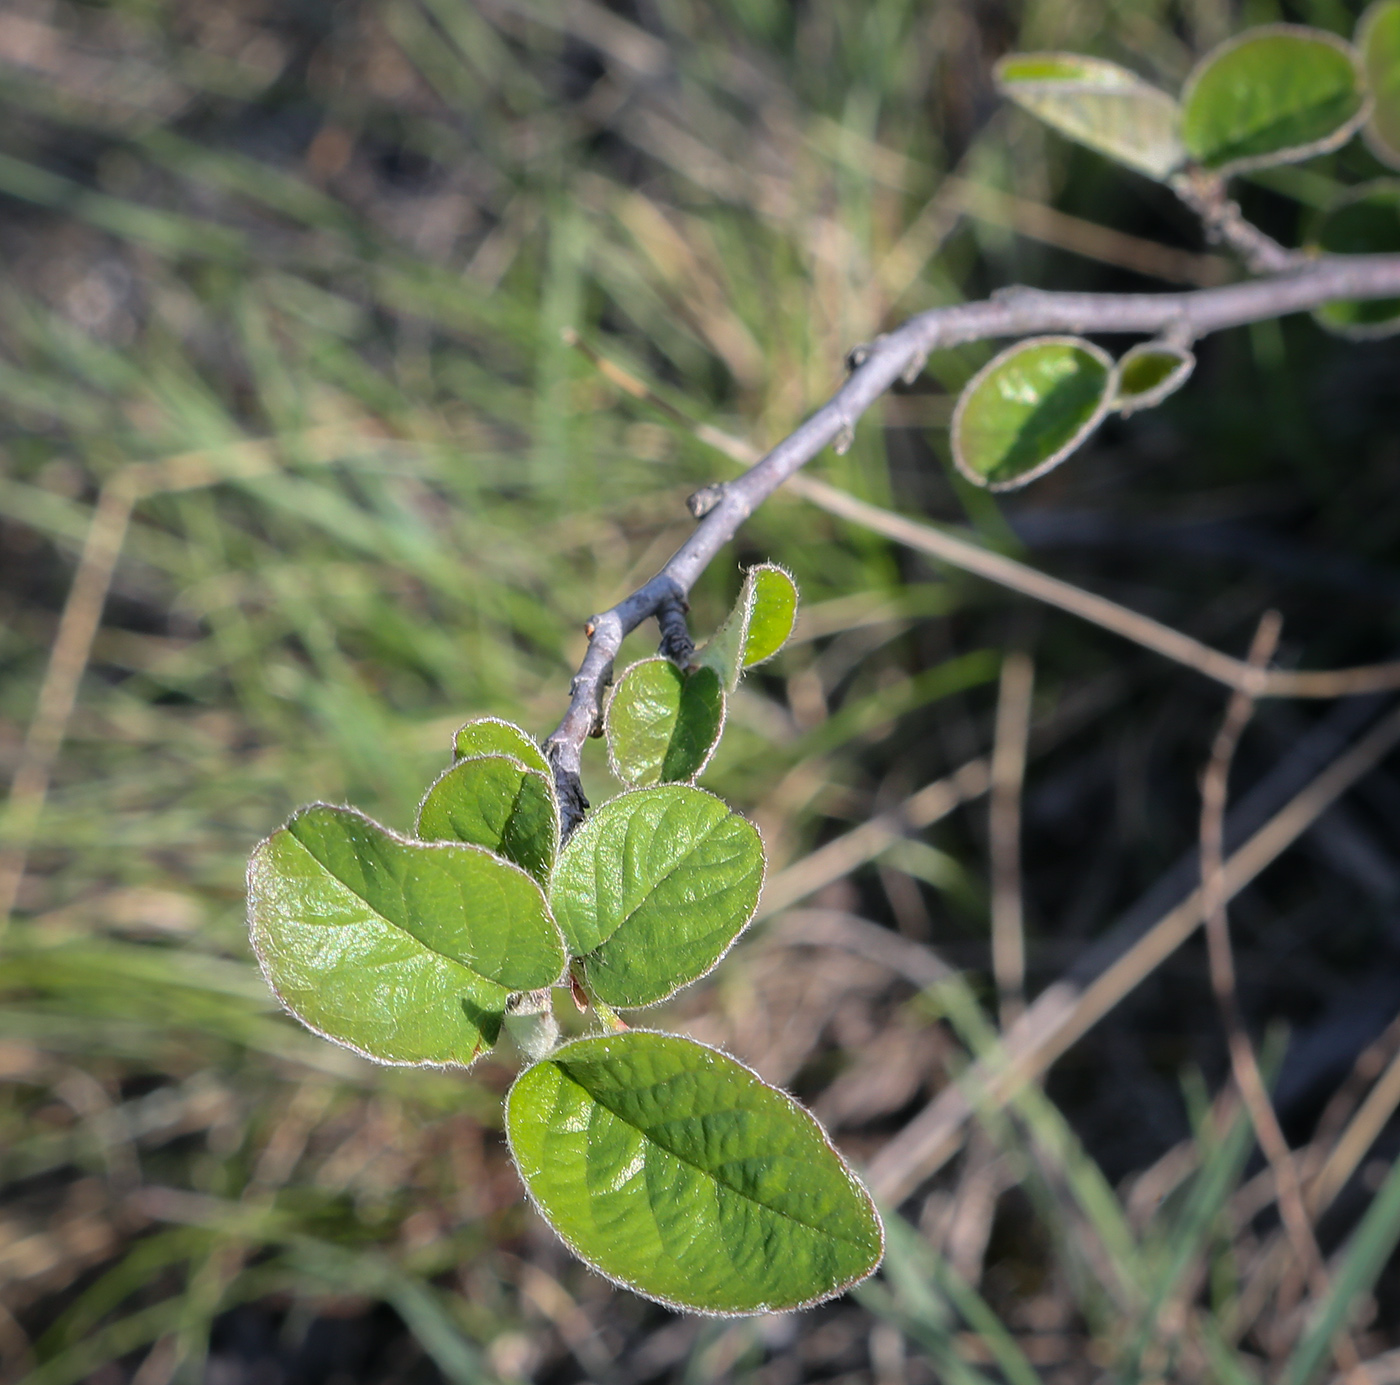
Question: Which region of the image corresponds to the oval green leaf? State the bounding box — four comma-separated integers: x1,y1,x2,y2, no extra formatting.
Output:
1180,26,1368,175
1360,0,1400,168
605,658,725,787
994,52,1185,181
742,564,799,668
248,804,565,1066
506,1031,884,1314
951,335,1113,491
417,754,559,883
1308,180,1400,337
1112,342,1195,414
549,785,764,1007
453,717,552,778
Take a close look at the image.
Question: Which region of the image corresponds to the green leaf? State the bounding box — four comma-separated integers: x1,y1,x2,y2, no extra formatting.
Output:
994,52,1185,181
1112,342,1195,414
605,658,725,787
505,1031,884,1314
950,336,1113,491
248,804,565,1066
1360,1,1400,168
741,564,799,667
697,564,800,690
1180,26,1368,175
549,785,764,1007
416,754,559,883
452,717,552,778
1308,180,1400,337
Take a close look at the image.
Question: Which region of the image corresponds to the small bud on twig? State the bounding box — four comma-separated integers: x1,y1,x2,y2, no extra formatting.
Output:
687,482,727,518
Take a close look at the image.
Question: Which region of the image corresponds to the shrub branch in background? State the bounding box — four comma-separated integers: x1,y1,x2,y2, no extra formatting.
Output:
248,1,1400,1332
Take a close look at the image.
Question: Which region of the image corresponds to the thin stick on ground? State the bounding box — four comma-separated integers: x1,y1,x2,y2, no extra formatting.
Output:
991,649,1034,1030
0,480,136,929
866,698,1400,1204
0,426,358,934
1199,612,1362,1374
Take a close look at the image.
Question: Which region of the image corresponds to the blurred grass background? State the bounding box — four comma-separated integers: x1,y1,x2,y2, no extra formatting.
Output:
5,0,1400,1382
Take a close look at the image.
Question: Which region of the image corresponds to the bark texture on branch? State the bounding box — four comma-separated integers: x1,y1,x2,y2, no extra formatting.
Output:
543,252,1400,831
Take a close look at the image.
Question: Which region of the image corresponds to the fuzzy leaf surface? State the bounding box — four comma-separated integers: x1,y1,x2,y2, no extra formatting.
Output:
741,565,798,668
549,786,763,1007
1309,180,1400,336
995,52,1184,180
1112,344,1195,414
417,754,558,883
453,717,552,777
506,1031,884,1314
951,336,1112,490
248,804,564,1066
606,659,725,787
1361,0,1400,167
1181,27,1366,173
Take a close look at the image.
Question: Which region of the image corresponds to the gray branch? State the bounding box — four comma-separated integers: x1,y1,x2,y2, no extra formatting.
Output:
544,252,1400,831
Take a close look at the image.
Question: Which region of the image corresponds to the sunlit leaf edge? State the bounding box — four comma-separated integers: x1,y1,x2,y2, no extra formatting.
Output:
247,802,566,1071
503,1028,885,1316
1112,343,1196,415
603,656,728,788
992,51,1185,181
950,334,1115,493
1358,0,1400,170
1306,181,1400,339
553,783,767,1004
584,782,767,1008
740,563,800,669
452,715,553,780
414,753,562,882
1179,24,1371,177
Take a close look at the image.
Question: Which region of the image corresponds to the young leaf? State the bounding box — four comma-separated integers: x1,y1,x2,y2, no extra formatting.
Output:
416,754,559,883
742,564,799,668
697,563,799,690
1307,180,1400,337
1112,342,1195,414
248,804,566,1067
452,716,552,778
951,336,1113,491
506,1031,884,1314
1180,26,1368,175
549,785,764,1007
605,658,725,787
994,52,1185,181
1360,0,1400,168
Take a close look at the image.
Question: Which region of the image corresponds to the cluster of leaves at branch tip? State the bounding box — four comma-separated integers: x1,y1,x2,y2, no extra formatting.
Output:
247,564,884,1315
939,6,1400,493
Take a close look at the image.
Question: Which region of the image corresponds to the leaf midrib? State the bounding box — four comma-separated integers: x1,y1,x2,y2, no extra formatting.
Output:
288,829,497,984
556,1066,875,1249
591,804,745,954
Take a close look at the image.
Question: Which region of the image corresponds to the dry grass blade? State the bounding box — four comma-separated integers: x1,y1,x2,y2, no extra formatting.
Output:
1198,613,1361,1373
943,176,1230,287
0,481,135,928
991,650,1034,1030
866,700,1400,1205
1310,1046,1400,1218
0,425,365,932
790,479,1400,701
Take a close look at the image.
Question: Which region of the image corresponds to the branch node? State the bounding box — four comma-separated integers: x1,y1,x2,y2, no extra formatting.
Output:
832,420,855,456
687,481,728,519
845,341,874,372
656,592,695,667
901,350,929,386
